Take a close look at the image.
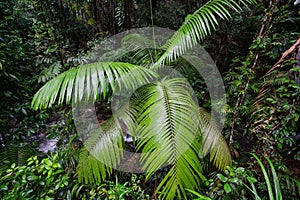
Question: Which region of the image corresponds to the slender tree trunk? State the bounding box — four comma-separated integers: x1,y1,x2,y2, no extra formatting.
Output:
124,0,133,30
152,0,158,12
93,0,102,33
58,0,65,27
44,0,65,68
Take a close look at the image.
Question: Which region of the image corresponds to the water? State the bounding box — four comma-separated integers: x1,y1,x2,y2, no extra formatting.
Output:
38,138,58,153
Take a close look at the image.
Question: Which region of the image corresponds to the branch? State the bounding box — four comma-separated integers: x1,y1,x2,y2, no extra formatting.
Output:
253,37,300,108
264,37,300,77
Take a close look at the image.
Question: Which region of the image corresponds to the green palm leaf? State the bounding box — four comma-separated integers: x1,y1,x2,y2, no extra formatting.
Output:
122,33,157,52
153,0,255,68
77,118,124,184
133,78,202,199
31,62,157,109
121,33,165,65
198,107,232,170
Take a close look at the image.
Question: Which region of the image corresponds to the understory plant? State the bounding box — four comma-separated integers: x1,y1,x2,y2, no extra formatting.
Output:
207,154,299,200
31,0,255,199
0,154,70,200
250,154,299,200
0,152,151,200
223,1,300,161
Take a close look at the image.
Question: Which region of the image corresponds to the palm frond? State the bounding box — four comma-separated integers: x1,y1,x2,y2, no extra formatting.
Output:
181,55,230,169
31,62,157,109
198,107,232,170
77,118,124,184
133,78,202,199
30,1,251,197
122,33,157,52
153,0,255,68
38,61,62,83
121,33,164,65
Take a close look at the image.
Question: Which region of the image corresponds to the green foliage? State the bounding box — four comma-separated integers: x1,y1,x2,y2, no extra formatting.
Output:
129,174,151,200
250,154,282,200
278,173,300,199
0,144,38,172
250,60,300,158
31,1,258,199
223,1,300,163
0,0,36,112
31,62,157,109
1,0,300,199
256,73,300,156
206,166,255,199
154,0,256,68
153,1,186,29
0,150,151,200
186,188,212,200
102,179,132,200
77,118,124,185
0,155,70,200
98,175,150,200
187,158,300,200
246,154,300,200
198,107,232,169
135,78,203,200
0,100,51,147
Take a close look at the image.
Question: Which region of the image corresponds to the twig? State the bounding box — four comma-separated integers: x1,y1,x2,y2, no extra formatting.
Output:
264,38,300,77
253,38,300,108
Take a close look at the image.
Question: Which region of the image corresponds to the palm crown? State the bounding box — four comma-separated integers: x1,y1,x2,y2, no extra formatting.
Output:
32,0,255,199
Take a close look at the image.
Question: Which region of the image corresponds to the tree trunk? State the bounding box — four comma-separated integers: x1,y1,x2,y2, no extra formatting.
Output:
124,0,133,30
